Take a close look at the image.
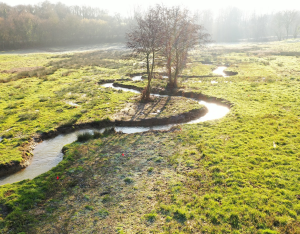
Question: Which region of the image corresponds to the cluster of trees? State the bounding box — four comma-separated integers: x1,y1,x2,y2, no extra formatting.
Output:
127,5,210,100
0,1,132,49
1,2,299,50
197,8,300,42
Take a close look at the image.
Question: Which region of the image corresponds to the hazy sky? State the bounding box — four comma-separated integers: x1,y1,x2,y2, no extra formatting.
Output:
2,0,300,16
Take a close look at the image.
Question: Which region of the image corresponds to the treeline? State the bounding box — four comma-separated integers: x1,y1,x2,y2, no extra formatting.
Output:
197,8,300,42
0,1,132,49
1,2,300,50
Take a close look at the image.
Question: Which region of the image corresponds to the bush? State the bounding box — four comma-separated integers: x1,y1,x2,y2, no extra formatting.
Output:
77,132,94,142
147,167,154,172
228,213,239,229
85,205,94,210
144,212,157,222
93,131,102,139
173,208,188,222
98,209,109,218
124,177,134,184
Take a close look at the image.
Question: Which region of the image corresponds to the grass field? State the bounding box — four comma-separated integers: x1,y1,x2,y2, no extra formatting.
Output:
0,50,201,166
1,40,300,233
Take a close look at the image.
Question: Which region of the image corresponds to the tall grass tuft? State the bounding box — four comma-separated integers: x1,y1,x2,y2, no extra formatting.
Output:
77,132,94,142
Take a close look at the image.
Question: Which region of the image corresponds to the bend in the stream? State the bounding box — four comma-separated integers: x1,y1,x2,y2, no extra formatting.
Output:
0,69,231,186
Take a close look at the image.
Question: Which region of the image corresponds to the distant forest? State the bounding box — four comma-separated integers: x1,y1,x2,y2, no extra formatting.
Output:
197,8,300,42
0,1,133,49
0,1,299,50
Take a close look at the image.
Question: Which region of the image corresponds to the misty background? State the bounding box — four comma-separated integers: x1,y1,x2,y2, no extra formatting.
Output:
0,1,300,50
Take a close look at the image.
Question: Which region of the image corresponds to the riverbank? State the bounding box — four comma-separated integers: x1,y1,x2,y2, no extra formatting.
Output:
0,48,227,178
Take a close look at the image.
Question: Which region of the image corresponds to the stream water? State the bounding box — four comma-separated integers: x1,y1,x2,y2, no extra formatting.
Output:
0,70,230,186
212,66,228,77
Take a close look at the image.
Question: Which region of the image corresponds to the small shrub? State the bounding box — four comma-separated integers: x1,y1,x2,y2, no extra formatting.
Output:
93,131,102,139
85,205,94,211
102,195,112,203
144,212,157,222
98,209,109,218
77,132,93,142
101,127,115,137
147,167,154,173
124,177,134,184
155,157,163,163
173,208,188,222
39,96,48,102
228,213,239,229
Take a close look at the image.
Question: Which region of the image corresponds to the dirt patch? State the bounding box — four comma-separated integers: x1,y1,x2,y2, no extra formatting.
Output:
113,82,233,108
1,66,44,74
112,96,201,121
224,70,238,76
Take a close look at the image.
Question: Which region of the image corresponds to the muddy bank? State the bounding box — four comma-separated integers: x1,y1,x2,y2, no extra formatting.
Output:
98,78,131,84
180,75,222,78
37,105,207,141
0,138,37,177
224,70,238,76
0,102,207,178
0,79,231,179
113,82,233,108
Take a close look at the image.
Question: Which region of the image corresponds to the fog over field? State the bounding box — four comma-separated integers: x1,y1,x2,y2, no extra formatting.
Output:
0,0,300,50
3,0,300,16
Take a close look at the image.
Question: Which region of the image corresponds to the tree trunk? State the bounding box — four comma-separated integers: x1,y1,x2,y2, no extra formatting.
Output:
145,50,155,100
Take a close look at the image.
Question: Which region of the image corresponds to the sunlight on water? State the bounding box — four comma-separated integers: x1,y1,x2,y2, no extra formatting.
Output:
132,76,143,81
101,83,140,93
213,66,228,77
0,129,105,185
188,101,229,124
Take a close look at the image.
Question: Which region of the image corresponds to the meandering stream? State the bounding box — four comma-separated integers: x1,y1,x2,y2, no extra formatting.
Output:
0,68,230,185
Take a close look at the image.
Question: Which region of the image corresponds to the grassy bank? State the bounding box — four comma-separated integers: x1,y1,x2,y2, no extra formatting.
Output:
1,41,300,233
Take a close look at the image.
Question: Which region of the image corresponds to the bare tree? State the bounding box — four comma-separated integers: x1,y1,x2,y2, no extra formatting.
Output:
126,5,163,101
282,10,298,39
292,11,300,38
273,12,285,41
127,5,210,94
161,6,210,88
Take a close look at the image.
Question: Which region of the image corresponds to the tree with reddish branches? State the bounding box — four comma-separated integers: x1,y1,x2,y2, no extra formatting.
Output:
126,5,163,101
161,6,211,89
127,5,211,99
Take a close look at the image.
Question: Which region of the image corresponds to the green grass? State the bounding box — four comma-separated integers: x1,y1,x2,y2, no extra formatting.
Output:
0,50,203,165
1,41,300,233
0,70,136,164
